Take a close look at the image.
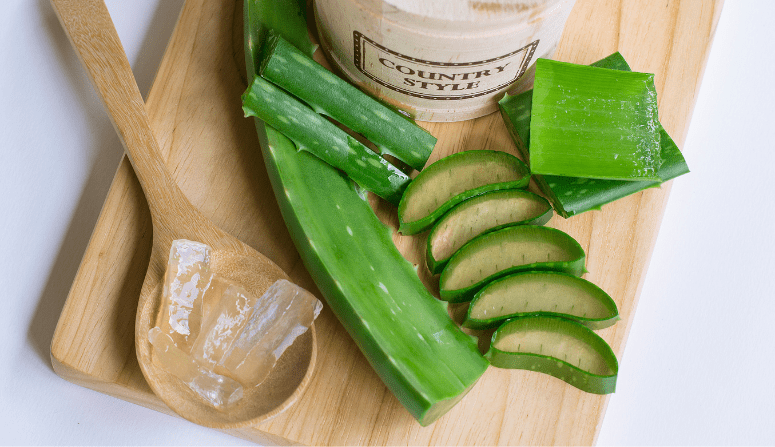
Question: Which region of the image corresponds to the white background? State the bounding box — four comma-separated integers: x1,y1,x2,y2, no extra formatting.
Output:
1,0,773,445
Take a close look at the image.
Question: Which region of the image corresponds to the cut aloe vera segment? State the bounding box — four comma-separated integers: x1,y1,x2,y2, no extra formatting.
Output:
398,151,530,235
426,190,552,275
242,76,410,204
439,226,585,303
244,0,487,425
530,58,662,181
260,34,436,171
499,52,689,217
463,271,619,330
486,316,618,394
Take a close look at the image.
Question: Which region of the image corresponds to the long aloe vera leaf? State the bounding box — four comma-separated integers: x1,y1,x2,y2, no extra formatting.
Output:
260,34,436,171
439,225,586,303
242,76,410,205
426,189,552,274
244,0,487,425
398,150,531,235
529,58,662,181
499,52,690,217
486,316,618,394
463,271,619,330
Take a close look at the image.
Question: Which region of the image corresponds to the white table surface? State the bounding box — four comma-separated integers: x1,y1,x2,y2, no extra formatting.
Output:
2,0,773,445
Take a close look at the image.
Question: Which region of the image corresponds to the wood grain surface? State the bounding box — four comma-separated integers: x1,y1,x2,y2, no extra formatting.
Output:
50,0,723,444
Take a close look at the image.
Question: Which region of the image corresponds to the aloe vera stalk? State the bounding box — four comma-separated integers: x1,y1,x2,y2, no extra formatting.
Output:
530,58,662,181
439,225,586,303
244,0,488,425
398,151,530,235
242,76,410,204
463,271,619,330
426,190,552,274
244,0,315,70
260,34,436,171
486,316,618,394
499,52,690,217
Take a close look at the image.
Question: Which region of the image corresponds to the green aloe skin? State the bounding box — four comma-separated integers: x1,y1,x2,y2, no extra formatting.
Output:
398,150,531,235
242,77,410,205
463,271,619,330
439,225,586,303
260,34,436,171
499,52,690,218
244,0,488,426
486,316,618,395
426,189,552,275
529,58,662,181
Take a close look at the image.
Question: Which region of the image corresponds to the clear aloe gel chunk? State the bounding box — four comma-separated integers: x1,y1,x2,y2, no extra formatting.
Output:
260,33,436,171
439,225,585,303
218,279,322,387
191,278,322,388
148,327,244,409
426,189,552,274
158,239,214,352
242,76,411,205
486,316,618,394
463,271,619,330
498,52,690,218
398,150,531,235
529,58,662,181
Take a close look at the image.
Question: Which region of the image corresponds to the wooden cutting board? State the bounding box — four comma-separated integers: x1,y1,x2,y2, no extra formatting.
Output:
50,0,722,444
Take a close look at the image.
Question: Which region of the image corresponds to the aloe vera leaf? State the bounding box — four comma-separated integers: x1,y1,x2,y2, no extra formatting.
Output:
260,34,436,171
439,225,586,303
499,52,690,218
486,316,618,394
398,151,530,235
244,0,316,75
426,190,552,275
462,271,619,330
529,58,662,181
244,0,487,426
242,76,410,205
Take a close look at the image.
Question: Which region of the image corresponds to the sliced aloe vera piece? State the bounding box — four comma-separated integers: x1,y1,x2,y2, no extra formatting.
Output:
439,226,585,303
486,316,618,394
530,58,662,181
398,151,530,235
462,271,619,330
242,76,410,204
426,190,552,275
244,0,487,425
499,52,689,217
260,34,436,171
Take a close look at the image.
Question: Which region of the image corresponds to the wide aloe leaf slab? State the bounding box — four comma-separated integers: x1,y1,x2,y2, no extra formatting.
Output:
529,58,662,181
499,52,689,217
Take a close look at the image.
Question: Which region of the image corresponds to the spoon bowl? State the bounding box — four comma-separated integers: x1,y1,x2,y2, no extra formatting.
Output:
51,0,317,428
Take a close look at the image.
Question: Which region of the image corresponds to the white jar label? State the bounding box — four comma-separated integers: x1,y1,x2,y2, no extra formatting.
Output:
353,31,539,101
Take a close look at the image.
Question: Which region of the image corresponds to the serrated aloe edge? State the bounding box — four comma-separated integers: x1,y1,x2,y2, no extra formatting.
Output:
486,316,618,394
398,150,530,235
260,33,436,171
463,271,619,330
426,189,552,275
242,76,410,205
243,0,487,426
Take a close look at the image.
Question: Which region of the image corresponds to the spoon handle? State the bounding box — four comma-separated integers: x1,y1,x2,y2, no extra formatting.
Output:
51,0,189,222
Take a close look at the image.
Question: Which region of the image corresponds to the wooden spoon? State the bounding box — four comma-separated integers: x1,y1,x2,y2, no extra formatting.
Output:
51,0,316,428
